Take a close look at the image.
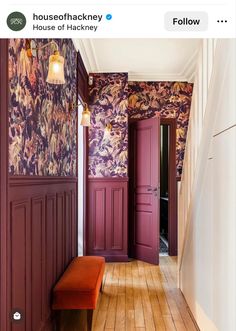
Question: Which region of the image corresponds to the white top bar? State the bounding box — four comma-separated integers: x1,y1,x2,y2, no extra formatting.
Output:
1,4,235,38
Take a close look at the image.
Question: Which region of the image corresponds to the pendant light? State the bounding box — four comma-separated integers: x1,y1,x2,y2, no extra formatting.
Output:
80,103,91,127
103,122,112,139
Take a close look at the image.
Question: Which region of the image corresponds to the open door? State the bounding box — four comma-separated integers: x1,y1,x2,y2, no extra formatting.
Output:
129,117,160,265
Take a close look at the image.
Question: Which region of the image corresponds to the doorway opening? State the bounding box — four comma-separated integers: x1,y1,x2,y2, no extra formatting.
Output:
160,117,177,257
160,117,178,256
160,124,169,255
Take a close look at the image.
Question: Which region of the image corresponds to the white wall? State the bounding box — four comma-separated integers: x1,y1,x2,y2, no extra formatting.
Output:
179,39,236,331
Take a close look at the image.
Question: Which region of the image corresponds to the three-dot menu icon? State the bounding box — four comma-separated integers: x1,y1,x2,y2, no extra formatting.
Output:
217,19,228,23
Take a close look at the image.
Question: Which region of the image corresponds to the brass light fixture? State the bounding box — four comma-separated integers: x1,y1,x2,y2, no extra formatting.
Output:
26,40,65,85
80,103,91,127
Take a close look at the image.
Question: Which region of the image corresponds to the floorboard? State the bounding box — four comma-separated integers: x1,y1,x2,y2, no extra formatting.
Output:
61,257,199,331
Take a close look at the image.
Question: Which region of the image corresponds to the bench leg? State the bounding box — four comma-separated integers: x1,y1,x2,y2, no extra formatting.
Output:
87,309,93,331
53,310,61,331
100,280,104,292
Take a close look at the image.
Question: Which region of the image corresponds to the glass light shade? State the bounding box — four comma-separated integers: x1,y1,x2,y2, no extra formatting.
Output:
103,123,112,139
46,51,65,85
80,106,91,127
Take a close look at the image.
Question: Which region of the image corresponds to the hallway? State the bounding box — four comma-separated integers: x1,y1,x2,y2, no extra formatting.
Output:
1,38,235,331
62,257,198,331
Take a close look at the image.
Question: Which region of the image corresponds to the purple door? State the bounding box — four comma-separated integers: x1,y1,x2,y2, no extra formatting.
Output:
130,117,160,264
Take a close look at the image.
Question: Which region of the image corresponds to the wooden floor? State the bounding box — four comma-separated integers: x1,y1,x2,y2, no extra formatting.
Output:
61,256,199,331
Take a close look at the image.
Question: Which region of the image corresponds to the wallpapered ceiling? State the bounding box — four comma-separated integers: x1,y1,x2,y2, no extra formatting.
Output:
89,75,193,178
9,39,77,176
128,81,193,177
88,73,129,177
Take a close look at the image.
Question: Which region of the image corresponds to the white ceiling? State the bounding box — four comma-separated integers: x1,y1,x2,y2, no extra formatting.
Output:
73,39,202,82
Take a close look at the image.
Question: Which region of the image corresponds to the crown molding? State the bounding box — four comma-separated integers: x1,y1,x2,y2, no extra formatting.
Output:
180,48,199,83
73,39,198,83
128,72,190,82
72,39,100,73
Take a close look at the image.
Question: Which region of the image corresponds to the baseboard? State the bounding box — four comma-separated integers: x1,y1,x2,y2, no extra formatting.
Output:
181,290,218,331
104,255,129,262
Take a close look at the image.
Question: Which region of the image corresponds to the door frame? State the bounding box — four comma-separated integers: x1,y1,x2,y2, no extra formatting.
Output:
128,116,177,256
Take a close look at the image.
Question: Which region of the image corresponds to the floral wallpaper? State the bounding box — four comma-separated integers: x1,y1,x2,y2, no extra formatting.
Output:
128,81,193,177
88,75,193,178
88,73,128,177
9,39,77,176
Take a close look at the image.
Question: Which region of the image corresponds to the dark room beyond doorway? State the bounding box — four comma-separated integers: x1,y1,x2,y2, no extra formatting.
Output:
160,124,169,255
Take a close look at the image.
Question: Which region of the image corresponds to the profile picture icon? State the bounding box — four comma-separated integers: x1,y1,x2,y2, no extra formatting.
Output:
7,12,27,31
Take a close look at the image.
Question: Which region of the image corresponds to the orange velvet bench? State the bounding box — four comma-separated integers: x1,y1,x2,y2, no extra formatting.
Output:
52,256,105,330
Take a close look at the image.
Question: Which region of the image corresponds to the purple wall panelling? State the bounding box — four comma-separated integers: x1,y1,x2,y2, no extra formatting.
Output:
8,177,77,331
3,39,79,331
87,178,128,261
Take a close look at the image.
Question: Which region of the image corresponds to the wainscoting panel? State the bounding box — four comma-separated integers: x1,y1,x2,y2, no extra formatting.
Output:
31,195,45,331
64,191,72,265
93,188,106,250
87,178,128,261
8,176,77,331
56,192,65,278
71,190,77,259
10,199,31,331
110,187,124,250
45,194,56,321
